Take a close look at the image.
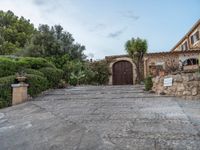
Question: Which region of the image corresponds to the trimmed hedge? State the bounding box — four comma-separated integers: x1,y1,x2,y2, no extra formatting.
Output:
0,74,49,108
0,75,16,108
17,57,56,69
0,57,56,78
39,67,64,88
0,57,18,78
24,69,44,77
26,74,48,97
0,57,64,109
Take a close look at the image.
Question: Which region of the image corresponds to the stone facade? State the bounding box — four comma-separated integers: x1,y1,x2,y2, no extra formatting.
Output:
105,55,137,85
152,72,200,100
144,19,200,78
171,19,200,51
144,50,200,78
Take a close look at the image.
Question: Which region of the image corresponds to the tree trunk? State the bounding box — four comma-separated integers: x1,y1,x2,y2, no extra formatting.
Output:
136,63,141,84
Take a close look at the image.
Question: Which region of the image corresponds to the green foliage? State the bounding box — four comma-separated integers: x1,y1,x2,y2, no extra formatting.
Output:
0,10,35,55
47,54,70,69
0,75,16,108
70,71,86,85
62,60,84,83
125,38,148,58
58,79,68,89
125,37,148,83
144,76,153,91
39,67,64,88
17,57,56,69
0,99,10,109
0,57,18,77
46,54,71,80
64,60,109,85
25,74,48,97
0,10,86,61
0,57,55,77
0,74,49,108
87,60,109,85
24,69,44,77
21,24,86,60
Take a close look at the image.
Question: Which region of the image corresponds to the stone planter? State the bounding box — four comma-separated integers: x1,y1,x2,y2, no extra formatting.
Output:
16,76,26,83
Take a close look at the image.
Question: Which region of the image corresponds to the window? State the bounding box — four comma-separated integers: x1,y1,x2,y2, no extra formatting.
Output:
190,31,199,44
181,41,188,51
183,58,199,66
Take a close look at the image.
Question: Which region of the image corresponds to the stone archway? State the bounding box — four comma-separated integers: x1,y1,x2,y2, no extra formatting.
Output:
106,56,137,85
113,60,133,85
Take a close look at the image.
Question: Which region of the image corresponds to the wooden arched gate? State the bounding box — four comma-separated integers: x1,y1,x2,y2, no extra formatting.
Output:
112,60,133,85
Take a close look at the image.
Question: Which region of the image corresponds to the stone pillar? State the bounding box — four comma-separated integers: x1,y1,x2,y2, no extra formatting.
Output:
11,83,29,105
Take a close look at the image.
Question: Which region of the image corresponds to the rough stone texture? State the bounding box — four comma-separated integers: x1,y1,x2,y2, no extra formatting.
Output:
11,83,29,105
153,72,200,100
0,85,200,150
105,56,137,85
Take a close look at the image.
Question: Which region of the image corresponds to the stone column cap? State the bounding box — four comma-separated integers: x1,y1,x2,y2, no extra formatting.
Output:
11,83,29,88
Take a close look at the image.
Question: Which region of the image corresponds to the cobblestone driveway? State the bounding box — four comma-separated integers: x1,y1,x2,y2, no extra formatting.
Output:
0,85,200,150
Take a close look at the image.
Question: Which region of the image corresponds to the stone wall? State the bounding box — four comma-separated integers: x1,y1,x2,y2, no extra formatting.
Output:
144,51,200,78
152,72,200,100
105,55,137,85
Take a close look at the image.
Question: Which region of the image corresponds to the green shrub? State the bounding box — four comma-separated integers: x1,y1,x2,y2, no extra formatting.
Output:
0,57,18,77
144,76,153,91
39,67,64,88
17,57,56,69
87,60,109,85
0,75,16,108
24,69,44,77
69,71,85,85
58,79,68,88
0,57,56,78
0,98,10,109
0,74,49,108
26,74,48,97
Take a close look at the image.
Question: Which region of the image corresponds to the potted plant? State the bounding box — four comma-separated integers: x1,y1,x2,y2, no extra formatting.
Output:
16,71,27,83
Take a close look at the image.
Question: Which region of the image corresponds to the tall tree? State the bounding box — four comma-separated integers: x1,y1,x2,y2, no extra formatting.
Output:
125,37,147,83
0,10,35,55
22,24,86,60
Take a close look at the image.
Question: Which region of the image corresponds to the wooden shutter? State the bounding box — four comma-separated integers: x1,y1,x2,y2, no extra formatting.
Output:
191,35,194,44
196,31,199,40
185,41,188,50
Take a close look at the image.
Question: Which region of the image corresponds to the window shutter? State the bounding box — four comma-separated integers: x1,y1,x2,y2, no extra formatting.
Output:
185,42,188,50
191,35,194,44
181,45,184,51
196,31,199,40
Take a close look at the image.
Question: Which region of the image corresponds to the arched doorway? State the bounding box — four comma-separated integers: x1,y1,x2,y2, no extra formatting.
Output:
113,60,133,85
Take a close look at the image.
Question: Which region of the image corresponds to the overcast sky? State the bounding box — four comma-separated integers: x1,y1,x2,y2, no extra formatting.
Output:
1,0,200,59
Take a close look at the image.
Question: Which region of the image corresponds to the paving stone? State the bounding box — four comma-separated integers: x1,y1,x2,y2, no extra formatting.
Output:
0,85,200,150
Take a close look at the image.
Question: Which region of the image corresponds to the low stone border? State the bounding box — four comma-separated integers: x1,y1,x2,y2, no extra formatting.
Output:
152,72,200,100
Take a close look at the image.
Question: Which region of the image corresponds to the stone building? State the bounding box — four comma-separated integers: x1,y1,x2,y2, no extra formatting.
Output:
144,19,200,77
144,50,200,77
105,19,200,85
171,19,200,51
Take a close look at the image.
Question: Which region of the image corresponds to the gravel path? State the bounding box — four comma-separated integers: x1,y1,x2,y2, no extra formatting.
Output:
0,85,200,150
